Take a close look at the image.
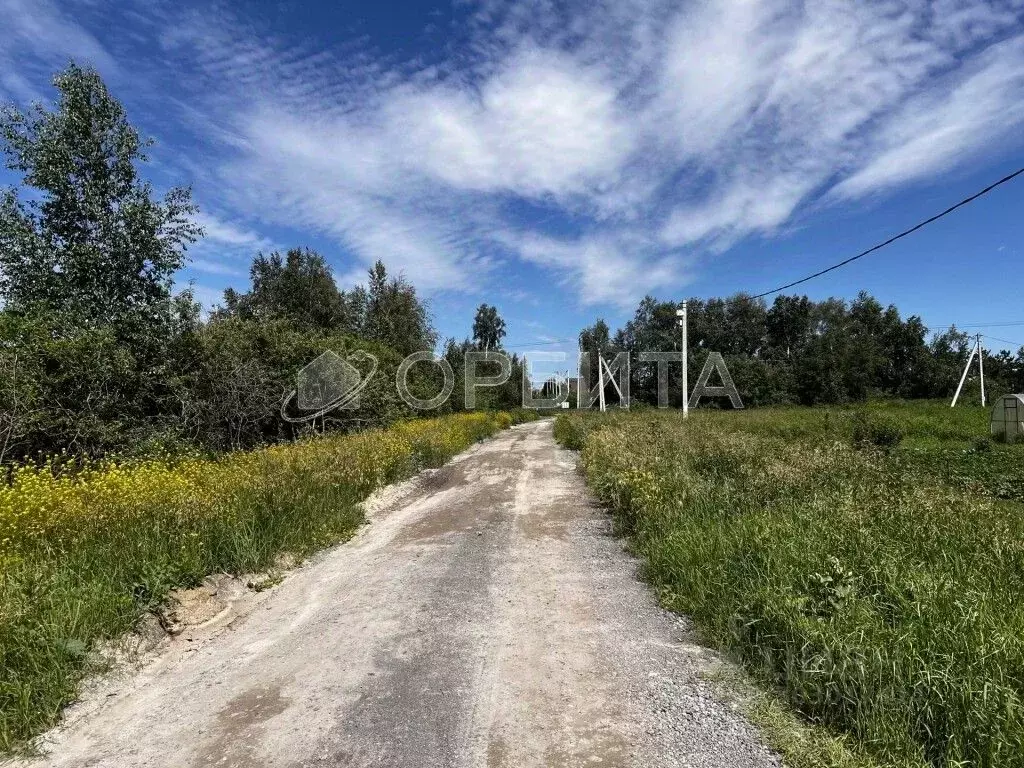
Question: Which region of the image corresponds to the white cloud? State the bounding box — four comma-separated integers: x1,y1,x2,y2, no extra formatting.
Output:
654,0,1024,250
188,258,246,277
507,230,686,309
184,211,277,280
382,48,633,199
192,211,276,252
213,1,1022,305
0,0,117,102
834,35,1024,198
201,43,635,294
12,0,1024,309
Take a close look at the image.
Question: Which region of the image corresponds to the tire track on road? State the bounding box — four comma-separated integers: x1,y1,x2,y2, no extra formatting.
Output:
20,421,778,768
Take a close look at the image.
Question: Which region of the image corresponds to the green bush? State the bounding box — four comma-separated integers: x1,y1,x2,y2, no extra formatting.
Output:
850,413,904,451
970,435,993,453
506,408,543,425
553,414,587,450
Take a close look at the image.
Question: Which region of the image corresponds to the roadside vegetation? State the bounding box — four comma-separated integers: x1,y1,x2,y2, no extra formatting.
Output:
5,58,1023,767
0,61,542,756
0,64,527,466
0,409,537,751
556,402,1024,768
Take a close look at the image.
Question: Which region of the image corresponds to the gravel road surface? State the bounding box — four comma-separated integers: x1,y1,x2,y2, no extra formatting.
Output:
23,419,779,768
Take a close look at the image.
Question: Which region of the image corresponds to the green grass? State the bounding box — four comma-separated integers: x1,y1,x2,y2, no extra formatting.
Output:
0,410,537,754
556,402,1024,768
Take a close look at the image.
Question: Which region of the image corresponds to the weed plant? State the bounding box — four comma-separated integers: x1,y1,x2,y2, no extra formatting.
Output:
0,410,535,751
557,402,1024,767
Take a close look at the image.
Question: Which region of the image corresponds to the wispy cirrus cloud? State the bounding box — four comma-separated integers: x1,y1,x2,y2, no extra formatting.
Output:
5,0,1024,309
183,211,278,285
191,211,277,253
0,0,117,101
834,34,1024,199
158,0,1024,306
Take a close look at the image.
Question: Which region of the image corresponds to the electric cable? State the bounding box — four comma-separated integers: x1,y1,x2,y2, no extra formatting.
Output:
750,165,1024,299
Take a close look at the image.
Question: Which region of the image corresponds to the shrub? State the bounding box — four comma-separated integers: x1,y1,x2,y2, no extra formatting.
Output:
971,435,993,453
851,413,904,451
553,414,588,450
506,408,543,425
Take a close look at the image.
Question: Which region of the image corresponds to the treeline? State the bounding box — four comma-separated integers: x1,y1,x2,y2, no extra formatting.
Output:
582,294,1024,407
0,64,522,466
3,65,1016,467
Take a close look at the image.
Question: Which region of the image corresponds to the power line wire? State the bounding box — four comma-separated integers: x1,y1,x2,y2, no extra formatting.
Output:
983,334,1024,349
959,321,1024,328
750,165,1024,300
933,321,1024,329
927,328,1023,350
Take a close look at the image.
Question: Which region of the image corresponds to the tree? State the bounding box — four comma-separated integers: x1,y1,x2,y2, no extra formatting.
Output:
0,63,201,326
472,304,506,351
615,297,681,406
219,248,350,332
0,322,41,465
363,261,436,356
766,295,811,359
578,319,615,401
582,290,966,408
0,63,204,461
927,326,974,398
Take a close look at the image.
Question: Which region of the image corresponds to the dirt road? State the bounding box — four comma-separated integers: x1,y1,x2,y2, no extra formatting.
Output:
26,420,779,768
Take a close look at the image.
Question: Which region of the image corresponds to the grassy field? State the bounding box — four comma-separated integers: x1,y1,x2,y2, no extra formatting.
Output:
0,410,536,752
555,401,1024,768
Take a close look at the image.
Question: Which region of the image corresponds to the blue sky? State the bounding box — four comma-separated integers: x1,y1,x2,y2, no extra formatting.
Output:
2,0,1024,360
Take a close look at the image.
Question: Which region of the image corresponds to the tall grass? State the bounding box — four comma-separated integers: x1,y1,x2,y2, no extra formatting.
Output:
557,404,1024,767
0,411,535,752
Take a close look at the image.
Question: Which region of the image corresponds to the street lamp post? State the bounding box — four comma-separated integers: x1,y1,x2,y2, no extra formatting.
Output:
677,303,688,418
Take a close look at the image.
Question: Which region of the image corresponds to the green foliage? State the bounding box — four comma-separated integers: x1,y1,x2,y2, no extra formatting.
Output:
970,435,993,453
557,404,1024,768
504,407,543,426
0,62,459,463
851,413,904,451
217,253,441,353
471,303,507,351
0,63,200,326
0,310,190,461
578,318,613,390
0,63,205,461
174,317,453,450
601,291,1020,408
363,260,436,356
440,336,526,413
218,248,353,332
0,412,515,752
